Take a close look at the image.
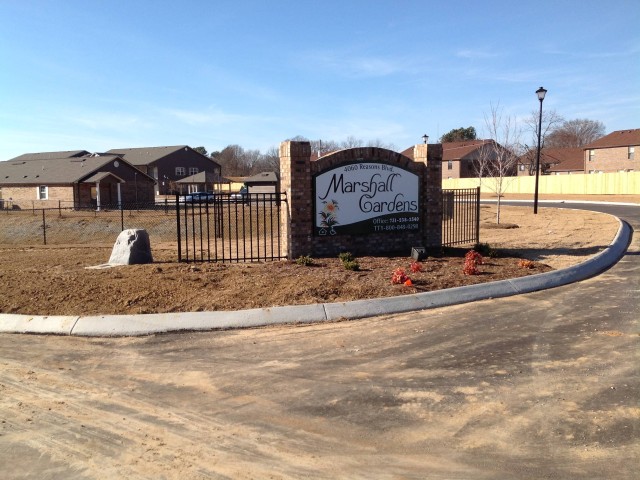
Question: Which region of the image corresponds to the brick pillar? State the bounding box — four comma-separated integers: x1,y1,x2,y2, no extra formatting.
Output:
279,141,312,259
414,143,443,247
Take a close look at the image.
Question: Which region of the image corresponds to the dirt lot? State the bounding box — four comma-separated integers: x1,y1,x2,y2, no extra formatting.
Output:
0,205,620,316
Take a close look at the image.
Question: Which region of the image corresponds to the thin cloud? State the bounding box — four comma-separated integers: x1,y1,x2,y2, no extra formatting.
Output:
455,48,501,60
301,50,408,78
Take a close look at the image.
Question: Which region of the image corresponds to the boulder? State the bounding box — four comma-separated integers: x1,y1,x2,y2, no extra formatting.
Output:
108,229,153,265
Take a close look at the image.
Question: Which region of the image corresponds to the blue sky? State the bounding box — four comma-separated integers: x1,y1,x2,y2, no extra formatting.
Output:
1,0,638,160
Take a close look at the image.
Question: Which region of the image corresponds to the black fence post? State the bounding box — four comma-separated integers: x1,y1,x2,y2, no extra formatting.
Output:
175,194,182,262
42,209,47,245
120,205,124,232
475,186,481,244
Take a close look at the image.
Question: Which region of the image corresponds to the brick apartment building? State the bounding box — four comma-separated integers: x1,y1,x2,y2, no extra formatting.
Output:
584,128,639,173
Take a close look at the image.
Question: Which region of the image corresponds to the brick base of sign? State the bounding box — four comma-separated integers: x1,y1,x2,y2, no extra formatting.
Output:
279,141,443,259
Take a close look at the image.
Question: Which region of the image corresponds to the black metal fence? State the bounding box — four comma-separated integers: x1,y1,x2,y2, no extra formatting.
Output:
176,192,287,263
2,190,475,257
0,202,177,249
442,187,480,246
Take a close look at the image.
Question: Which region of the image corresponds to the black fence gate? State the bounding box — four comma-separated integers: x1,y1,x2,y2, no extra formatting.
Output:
176,192,287,263
442,187,480,246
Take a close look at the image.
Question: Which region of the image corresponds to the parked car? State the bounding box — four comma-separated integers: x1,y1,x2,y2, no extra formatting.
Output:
179,191,216,203
230,186,248,202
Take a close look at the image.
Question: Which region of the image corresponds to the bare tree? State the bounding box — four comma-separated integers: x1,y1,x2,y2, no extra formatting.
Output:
522,109,565,175
475,103,522,224
366,138,396,150
262,146,281,175
340,136,364,149
310,139,340,157
545,119,605,148
216,145,249,176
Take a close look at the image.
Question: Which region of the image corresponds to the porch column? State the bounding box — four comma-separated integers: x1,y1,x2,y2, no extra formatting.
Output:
116,182,122,208
95,181,101,211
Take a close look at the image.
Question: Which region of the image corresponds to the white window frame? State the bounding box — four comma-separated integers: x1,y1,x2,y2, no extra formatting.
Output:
38,185,48,200
188,167,199,176
175,166,186,176
588,150,595,161
629,146,635,160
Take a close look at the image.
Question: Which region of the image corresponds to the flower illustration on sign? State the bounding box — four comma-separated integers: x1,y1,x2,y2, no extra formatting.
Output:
319,199,339,235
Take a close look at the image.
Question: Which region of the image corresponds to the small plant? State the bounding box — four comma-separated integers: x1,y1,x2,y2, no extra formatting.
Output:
465,249,484,265
337,252,359,271
391,268,410,285
338,252,354,263
342,260,360,271
518,259,535,269
410,261,423,273
474,242,498,258
295,255,314,266
463,249,483,275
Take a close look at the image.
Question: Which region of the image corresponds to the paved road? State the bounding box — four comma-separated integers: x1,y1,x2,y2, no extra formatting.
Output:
1,203,638,479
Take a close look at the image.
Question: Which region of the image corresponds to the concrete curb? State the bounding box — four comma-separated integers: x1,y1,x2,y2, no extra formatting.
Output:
0,218,632,337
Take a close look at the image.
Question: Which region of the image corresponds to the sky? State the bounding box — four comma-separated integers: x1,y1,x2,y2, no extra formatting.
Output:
1,0,639,161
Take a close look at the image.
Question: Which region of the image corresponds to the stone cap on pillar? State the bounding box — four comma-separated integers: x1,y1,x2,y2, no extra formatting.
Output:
280,141,311,158
413,143,443,163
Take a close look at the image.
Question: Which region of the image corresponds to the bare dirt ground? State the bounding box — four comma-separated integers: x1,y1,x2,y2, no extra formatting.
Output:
0,203,636,480
0,205,620,316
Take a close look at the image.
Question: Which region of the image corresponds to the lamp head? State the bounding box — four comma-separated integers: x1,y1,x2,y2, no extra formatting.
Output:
422,134,429,144
536,86,547,101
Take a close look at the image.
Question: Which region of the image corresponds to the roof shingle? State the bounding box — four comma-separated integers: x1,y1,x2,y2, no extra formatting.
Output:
584,129,640,149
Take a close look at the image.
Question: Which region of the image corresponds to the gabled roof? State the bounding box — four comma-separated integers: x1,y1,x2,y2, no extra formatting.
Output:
176,171,221,184
0,154,140,185
105,145,190,166
83,171,126,183
401,140,496,161
8,150,91,162
584,129,640,149
544,148,584,172
245,171,278,183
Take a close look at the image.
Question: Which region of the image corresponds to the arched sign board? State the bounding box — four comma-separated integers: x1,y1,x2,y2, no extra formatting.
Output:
314,162,420,236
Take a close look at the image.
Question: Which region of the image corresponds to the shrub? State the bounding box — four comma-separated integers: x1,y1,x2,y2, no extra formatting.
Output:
295,255,314,266
410,261,423,273
465,250,484,265
518,259,535,269
391,268,410,285
342,260,360,271
337,252,359,270
463,249,483,275
474,242,498,258
338,252,355,263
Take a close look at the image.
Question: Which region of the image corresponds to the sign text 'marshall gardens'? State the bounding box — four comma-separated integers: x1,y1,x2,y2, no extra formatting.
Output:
314,162,420,235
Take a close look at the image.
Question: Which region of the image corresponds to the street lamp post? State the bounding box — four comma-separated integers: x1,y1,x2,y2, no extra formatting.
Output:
533,86,547,214
422,134,429,144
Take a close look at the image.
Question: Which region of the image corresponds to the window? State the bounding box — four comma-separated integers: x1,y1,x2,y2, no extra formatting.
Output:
447,160,453,170
629,146,635,160
519,164,525,171
38,185,48,200
175,167,186,176
588,150,595,161
189,167,199,176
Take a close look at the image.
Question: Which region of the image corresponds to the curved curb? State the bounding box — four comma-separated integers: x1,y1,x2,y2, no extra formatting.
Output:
0,219,632,337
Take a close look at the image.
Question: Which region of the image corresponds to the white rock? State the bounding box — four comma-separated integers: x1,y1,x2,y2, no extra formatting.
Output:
108,229,153,265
